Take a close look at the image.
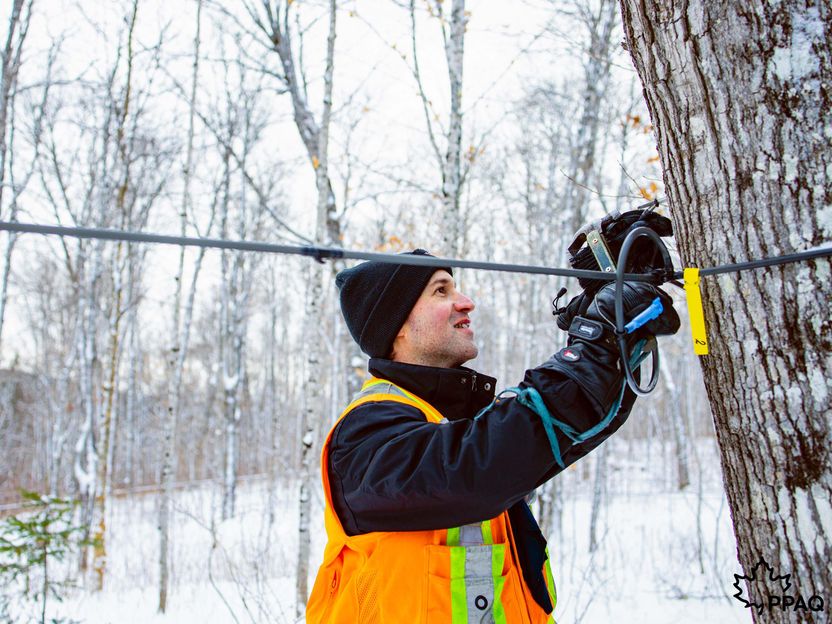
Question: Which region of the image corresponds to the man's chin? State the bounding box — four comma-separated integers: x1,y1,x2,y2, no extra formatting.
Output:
454,346,479,367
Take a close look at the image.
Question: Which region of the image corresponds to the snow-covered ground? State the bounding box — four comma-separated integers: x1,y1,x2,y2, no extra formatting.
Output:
7,440,753,623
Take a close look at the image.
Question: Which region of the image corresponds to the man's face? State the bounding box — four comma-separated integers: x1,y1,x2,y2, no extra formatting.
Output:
391,270,478,368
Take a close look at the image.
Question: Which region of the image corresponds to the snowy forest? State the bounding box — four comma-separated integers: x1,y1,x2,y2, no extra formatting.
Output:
0,0,829,623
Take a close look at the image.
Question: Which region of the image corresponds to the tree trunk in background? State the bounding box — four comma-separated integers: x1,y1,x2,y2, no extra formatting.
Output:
75,240,103,576
588,443,608,553
620,2,831,620
295,0,337,616
297,262,322,619
159,0,203,611
560,0,618,236
661,355,690,490
440,0,466,256
92,238,123,590
91,0,139,589
0,0,33,353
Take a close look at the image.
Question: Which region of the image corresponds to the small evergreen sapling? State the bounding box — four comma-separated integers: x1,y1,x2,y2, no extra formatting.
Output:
0,491,91,624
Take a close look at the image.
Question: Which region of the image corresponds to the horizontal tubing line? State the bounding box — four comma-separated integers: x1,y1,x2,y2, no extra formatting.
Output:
0,221,660,282
698,246,832,276
3,221,829,281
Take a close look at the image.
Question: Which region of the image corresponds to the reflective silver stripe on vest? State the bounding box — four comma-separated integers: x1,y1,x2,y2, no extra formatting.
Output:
464,545,496,623
459,523,485,546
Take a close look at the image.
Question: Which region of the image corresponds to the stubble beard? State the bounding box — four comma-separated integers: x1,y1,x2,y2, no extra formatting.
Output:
445,334,478,368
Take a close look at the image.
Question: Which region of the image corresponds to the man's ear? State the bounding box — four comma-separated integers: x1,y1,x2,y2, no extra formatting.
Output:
394,317,409,341
388,325,407,361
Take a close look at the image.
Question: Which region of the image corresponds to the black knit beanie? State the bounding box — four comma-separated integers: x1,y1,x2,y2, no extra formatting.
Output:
335,249,452,358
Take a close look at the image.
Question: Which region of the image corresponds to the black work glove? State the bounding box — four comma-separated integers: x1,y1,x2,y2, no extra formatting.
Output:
554,285,598,332
557,282,680,349
582,281,679,341
549,282,680,413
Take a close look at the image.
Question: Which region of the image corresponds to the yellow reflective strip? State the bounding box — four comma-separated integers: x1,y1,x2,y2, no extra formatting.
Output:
683,267,709,355
447,526,461,546
360,377,445,423
358,379,397,397
481,519,494,545
544,547,557,614
450,548,467,624
342,393,420,415
391,385,443,422
492,544,508,624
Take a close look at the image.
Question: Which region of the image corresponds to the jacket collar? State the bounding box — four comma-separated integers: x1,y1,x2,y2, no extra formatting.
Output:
368,358,497,421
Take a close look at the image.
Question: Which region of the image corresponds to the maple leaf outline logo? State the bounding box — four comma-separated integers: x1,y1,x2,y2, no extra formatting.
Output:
733,557,793,614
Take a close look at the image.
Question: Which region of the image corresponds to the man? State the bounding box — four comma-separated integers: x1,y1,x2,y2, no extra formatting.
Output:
307,249,679,623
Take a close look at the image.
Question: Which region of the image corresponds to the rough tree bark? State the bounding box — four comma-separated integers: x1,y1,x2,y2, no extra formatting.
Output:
620,2,831,621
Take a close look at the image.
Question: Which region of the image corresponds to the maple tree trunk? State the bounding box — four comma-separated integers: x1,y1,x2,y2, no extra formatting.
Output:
620,1,831,622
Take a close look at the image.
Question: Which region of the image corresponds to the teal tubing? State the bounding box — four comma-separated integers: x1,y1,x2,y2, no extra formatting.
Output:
475,340,649,468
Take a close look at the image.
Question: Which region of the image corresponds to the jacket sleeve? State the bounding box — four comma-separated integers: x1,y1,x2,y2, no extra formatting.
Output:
328,354,636,536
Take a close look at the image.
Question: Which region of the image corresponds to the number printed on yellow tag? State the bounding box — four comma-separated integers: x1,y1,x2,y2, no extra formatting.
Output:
683,267,709,356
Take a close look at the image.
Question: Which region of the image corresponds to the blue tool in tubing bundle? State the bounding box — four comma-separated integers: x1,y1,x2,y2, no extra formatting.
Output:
559,199,678,396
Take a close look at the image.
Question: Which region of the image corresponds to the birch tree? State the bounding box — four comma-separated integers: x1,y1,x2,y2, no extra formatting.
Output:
407,0,468,256
90,0,140,589
209,52,271,521
0,0,35,352
231,1,340,613
239,0,343,245
296,1,337,613
554,0,620,236
620,2,831,621
32,0,173,586
159,0,204,612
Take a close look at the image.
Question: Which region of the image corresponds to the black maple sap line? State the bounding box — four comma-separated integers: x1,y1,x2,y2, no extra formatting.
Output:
1,220,830,281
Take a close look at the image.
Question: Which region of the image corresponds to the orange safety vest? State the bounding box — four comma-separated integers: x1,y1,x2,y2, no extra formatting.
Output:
306,377,557,624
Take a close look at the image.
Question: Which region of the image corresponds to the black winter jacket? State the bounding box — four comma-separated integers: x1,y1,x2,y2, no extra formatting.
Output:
326,355,637,611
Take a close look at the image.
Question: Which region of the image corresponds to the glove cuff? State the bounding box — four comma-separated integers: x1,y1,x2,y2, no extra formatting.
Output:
567,316,617,350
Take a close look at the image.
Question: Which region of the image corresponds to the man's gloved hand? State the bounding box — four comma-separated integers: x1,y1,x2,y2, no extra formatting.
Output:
554,285,598,332
547,282,680,414
557,282,680,351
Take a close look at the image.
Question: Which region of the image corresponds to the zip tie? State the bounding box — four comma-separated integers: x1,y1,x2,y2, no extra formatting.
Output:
683,268,709,355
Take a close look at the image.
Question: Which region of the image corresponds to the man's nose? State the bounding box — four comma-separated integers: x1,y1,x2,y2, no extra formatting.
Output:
454,292,475,312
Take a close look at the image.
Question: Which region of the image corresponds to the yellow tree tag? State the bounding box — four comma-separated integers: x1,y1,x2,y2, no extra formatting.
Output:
684,268,709,355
